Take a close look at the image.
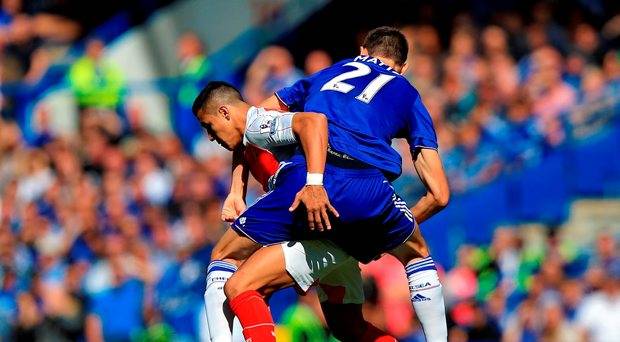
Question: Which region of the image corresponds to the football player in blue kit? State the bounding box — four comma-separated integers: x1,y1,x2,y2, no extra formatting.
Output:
200,27,450,342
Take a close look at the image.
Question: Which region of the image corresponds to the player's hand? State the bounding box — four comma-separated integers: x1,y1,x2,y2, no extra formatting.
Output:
221,194,246,222
289,185,339,231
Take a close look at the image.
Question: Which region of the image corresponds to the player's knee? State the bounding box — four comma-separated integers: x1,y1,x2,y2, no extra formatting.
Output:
210,242,228,261
223,274,242,299
391,232,430,265
223,273,257,299
210,246,244,267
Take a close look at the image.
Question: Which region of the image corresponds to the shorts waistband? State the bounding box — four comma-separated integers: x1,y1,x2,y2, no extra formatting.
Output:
287,150,384,177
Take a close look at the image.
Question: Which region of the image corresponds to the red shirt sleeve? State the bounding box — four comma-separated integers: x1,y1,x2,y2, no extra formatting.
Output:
243,145,279,191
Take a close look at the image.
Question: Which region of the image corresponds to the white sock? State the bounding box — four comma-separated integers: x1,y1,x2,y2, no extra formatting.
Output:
405,256,448,342
204,260,244,342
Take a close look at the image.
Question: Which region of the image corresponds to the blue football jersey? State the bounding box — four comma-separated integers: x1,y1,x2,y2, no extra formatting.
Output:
275,55,438,180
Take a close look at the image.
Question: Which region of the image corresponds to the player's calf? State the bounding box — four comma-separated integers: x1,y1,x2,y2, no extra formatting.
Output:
225,245,296,342
389,228,447,342
205,229,261,341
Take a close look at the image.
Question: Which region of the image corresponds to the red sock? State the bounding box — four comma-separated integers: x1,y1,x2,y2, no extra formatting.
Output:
229,290,275,342
361,322,397,342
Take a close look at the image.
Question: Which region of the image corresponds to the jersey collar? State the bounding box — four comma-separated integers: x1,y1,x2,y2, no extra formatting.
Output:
242,106,258,146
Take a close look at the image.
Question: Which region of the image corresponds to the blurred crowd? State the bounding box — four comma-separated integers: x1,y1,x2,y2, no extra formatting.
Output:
1,0,620,341
0,0,83,83
396,8,619,193
356,228,620,342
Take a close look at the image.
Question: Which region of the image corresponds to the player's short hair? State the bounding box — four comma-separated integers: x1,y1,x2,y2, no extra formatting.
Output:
192,81,243,116
362,26,408,66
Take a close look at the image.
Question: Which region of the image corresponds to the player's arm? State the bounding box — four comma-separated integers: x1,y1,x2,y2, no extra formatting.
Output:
290,112,340,231
245,108,338,230
221,147,250,222
259,94,289,111
410,148,450,223
221,94,294,222
269,111,340,231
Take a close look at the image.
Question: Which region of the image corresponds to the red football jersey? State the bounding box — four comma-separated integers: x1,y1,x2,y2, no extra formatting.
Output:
243,144,279,191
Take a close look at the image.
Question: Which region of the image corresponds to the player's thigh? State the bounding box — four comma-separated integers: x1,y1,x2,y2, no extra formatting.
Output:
317,257,364,305
211,227,262,265
231,161,306,246
224,244,294,299
281,240,352,294
388,222,430,265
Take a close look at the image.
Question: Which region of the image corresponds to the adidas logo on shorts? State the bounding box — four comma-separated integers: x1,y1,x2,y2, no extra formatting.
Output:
412,293,431,302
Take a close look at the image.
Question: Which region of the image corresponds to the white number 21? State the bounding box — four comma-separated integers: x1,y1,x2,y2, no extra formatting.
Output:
320,62,395,104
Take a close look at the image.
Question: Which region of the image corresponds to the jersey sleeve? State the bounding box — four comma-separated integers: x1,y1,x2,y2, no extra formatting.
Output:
407,95,438,151
274,76,313,111
244,108,298,149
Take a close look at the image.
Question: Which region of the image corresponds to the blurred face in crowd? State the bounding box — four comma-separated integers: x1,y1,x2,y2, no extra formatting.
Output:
507,97,531,123
304,50,332,75
2,0,22,15
450,30,476,58
566,53,585,75
410,53,437,83
481,25,508,56
261,46,295,76
527,24,548,50
531,46,562,88
596,233,616,260
177,32,204,61
581,67,605,96
458,122,481,150
415,25,441,56
603,50,620,79
86,39,105,61
574,23,599,54
196,102,247,151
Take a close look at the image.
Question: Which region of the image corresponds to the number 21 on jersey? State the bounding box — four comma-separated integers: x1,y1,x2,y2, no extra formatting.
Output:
320,61,395,104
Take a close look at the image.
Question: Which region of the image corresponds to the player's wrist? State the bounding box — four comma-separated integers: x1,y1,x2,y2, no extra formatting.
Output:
306,173,323,186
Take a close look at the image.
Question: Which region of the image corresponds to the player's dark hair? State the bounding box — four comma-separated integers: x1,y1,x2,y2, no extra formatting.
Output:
192,81,243,116
362,26,408,66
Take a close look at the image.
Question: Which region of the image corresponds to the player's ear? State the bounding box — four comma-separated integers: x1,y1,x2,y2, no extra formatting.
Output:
360,46,369,55
399,62,409,75
218,105,231,120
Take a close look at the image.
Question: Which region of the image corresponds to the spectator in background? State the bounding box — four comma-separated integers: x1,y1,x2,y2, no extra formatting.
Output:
526,46,576,145
448,122,503,192
1,0,83,80
243,45,303,105
304,49,331,75
529,2,570,54
68,38,124,112
407,25,442,58
0,0,20,50
481,25,509,59
278,290,332,341
83,233,147,342
575,260,620,342
573,23,603,63
175,32,214,153
564,52,587,90
405,53,439,96
497,95,546,169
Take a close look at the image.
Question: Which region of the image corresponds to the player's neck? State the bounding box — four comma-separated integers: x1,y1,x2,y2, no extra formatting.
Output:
373,55,401,73
236,102,252,135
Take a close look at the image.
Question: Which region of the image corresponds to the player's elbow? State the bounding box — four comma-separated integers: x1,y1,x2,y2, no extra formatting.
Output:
296,112,327,132
433,188,450,209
